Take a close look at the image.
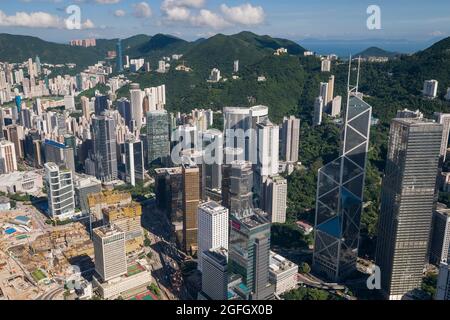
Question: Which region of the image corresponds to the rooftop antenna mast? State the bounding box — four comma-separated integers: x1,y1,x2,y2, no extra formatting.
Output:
356,56,361,93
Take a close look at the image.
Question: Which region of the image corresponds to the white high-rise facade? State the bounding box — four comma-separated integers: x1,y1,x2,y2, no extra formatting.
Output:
197,201,229,272
157,60,166,73
321,58,331,72
130,83,144,129
257,119,279,177
281,116,300,163
423,80,439,98
331,96,342,117
314,96,323,126
45,162,76,220
93,225,127,282
319,82,329,106
144,85,166,111
264,176,287,224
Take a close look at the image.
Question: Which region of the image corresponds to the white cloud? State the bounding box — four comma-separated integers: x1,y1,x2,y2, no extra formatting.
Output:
160,1,265,30
190,9,229,29
133,2,152,18
114,9,126,17
0,10,95,30
161,0,205,10
163,6,191,22
95,0,121,4
220,3,265,26
82,19,96,29
0,10,62,28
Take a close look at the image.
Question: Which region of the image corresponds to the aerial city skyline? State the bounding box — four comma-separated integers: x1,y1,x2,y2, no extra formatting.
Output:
0,0,450,308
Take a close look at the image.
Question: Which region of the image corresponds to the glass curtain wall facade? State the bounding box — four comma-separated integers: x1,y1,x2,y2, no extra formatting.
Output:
313,92,372,282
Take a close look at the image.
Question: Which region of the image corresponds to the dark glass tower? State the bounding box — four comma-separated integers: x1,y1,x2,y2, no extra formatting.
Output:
91,115,118,182
229,209,274,300
313,88,372,282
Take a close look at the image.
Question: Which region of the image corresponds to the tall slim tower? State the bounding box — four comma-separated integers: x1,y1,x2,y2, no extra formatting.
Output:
182,161,200,255
146,110,170,166
375,118,443,300
91,115,118,183
116,39,123,72
280,116,300,164
313,59,372,282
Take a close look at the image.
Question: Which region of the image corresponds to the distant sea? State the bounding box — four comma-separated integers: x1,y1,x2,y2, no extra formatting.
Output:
298,38,443,57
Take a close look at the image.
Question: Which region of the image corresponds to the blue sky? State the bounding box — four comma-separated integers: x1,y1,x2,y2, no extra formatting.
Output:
0,0,449,43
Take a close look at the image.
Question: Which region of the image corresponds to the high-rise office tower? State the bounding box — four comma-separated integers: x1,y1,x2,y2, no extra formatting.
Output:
434,113,450,165
124,136,145,186
313,84,372,282
0,140,18,174
200,247,229,300
280,116,300,164
45,162,75,220
313,96,323,126
94,95,108,116
223,106,268,162
429,203,450,265
91,115,118,183
375,118,443,300
43,139,75,173
130,83,144,129
263,175,287,224
182,161,200,254
423,79,438,98
93,225,127,282
146,110,170,166
437,261,450,300
222,160,254,214
117,98,132,130
229,209,274,300
155,167,184,243
74,175,102,216
116,39,123,72
199,129,223,196
5,124,24,159
197,201,229,272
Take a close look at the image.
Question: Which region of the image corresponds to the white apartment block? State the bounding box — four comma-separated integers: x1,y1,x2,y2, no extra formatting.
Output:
423,79,439,98
314,96,324,126
264,176,287,224
256,119,279,177
321,59,331,72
